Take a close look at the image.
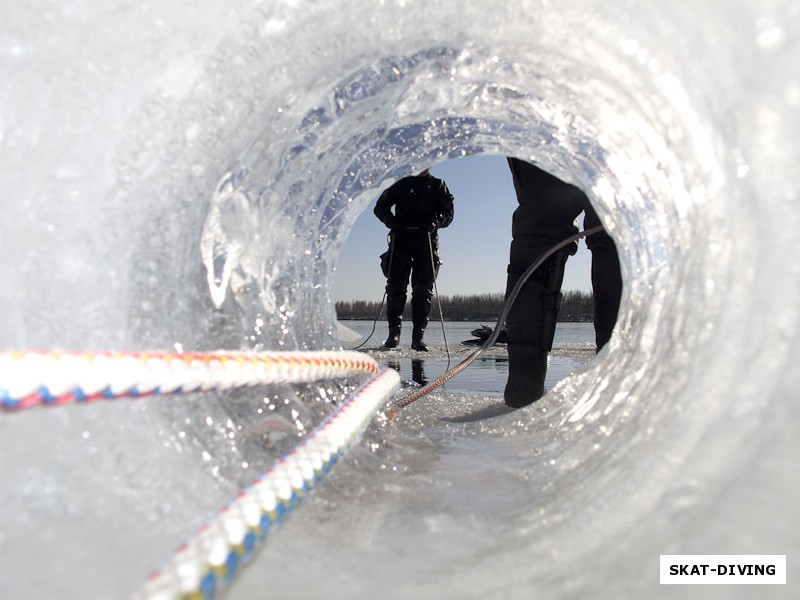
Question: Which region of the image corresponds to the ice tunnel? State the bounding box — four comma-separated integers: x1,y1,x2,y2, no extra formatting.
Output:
1,1,798,599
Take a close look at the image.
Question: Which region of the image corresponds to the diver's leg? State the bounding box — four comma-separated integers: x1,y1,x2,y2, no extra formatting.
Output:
584,205,622,351
504,249,571,406
384,245,412,348
410,237,438,352
504,159,584,407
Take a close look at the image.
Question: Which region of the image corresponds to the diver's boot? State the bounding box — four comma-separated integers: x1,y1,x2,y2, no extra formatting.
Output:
383,324,401,348
411,328,428,352
504,344,547,407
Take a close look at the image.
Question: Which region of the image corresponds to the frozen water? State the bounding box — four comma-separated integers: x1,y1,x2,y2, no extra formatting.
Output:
340,320,597,395
1,1,799,599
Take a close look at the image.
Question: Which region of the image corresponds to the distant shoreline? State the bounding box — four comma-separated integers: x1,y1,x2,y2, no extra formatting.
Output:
336,290,595,323
338,316,594,323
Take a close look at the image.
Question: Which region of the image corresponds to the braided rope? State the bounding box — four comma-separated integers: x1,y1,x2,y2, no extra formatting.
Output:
0,350,379,411
134,367,399,600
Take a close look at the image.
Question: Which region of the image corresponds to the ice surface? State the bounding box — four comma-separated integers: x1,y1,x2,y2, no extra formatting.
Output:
1,1,799,599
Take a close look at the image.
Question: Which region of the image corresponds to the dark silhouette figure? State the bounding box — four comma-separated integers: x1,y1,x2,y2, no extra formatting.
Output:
504,158,622,407
374,168,455,351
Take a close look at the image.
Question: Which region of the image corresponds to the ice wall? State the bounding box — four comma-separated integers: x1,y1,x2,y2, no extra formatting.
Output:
1,1,798,599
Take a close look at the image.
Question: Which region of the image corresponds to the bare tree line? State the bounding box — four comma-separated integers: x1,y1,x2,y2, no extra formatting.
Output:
336,290,594,322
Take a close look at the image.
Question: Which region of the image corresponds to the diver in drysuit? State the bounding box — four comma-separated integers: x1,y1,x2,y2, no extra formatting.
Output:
504,158,622,407
374,168,455,351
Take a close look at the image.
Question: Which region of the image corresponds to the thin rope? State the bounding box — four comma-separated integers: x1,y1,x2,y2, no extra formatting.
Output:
134,367,400,600
352,231,395,350
0,350,379,411
428,230,450,365
387,226,604,417
350,293,386,350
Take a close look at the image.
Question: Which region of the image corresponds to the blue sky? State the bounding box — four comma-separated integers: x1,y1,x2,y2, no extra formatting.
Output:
333,154,592,302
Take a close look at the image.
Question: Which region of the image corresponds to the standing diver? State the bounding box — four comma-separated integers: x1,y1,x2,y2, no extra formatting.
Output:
503,158,622,406
374,168,455,351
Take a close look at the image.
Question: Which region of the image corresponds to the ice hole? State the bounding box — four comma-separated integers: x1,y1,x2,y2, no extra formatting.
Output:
1,3,796,599
333,153,615,396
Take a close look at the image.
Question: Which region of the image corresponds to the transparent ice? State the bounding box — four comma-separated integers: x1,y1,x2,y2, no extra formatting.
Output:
1,1,798,599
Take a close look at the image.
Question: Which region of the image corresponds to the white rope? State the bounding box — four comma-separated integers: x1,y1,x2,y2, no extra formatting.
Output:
133,367,399,600
0,350,380,411
1,348,400,597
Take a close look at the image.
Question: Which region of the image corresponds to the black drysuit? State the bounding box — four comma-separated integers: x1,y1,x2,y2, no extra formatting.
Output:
374,172,455,333
504,158,622,405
